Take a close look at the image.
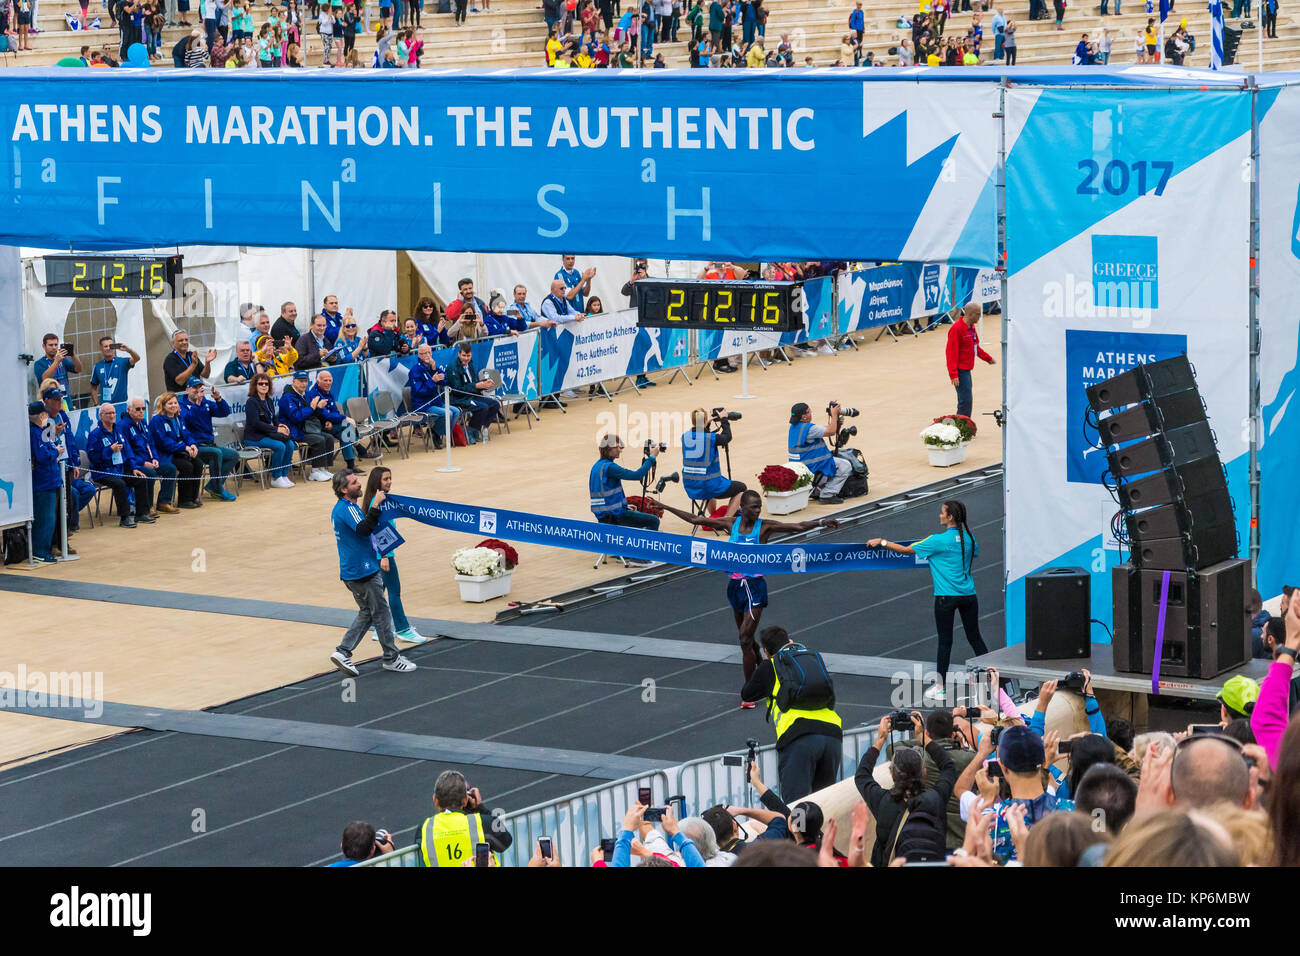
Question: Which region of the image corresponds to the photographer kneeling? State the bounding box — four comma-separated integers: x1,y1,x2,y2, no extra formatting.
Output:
682,407,746,519
788,402,852,505
589,433,662,533
855,712,958,866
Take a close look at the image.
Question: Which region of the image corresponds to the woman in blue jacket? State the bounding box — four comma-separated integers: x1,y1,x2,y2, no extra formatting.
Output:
148,391,204,508
362,466,427,645
243,372,296,488
28,402,62,562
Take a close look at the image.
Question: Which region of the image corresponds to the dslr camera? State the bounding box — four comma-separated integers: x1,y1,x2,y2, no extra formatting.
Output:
644,439,667,456
1059,671,1087,693
826,401,860,417
887,710,915,733
711,406,742,424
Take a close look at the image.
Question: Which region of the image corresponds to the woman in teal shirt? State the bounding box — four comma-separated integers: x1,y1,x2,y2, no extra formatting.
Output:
868,499,988,703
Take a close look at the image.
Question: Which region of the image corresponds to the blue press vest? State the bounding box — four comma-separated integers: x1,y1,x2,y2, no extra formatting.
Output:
788,422,834,477
589,458,626,517
681,429,726,500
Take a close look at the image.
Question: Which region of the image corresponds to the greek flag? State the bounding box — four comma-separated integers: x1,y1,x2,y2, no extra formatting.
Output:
1209,0,1225,68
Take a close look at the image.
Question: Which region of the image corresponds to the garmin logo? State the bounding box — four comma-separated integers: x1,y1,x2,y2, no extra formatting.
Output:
1091,235,1158,309
690,540,708,564
50,886,151,936
479,510,497,534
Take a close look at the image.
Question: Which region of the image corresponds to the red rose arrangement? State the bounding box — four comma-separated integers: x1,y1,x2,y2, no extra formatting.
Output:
757,465,799,493
476,538,519,570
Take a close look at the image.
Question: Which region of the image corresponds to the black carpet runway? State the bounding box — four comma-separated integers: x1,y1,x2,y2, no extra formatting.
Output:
0,476,1004,867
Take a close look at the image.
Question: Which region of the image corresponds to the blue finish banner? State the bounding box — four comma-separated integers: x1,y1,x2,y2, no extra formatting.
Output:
382,493,926,574
0,70,995,265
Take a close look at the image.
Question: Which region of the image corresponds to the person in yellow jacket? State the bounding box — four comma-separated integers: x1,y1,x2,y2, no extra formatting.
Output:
745,37,767,66
254,334,299,377
739,625,843,803
417,770,514,867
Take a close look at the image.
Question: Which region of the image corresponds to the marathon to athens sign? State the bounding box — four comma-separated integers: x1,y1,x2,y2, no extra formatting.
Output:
0,71,998,265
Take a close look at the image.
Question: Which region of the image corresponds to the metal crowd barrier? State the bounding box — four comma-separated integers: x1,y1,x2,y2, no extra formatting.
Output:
359,725,881,868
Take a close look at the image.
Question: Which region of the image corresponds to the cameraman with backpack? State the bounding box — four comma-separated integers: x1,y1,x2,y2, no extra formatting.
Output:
855,711,958,866
740,625,842,802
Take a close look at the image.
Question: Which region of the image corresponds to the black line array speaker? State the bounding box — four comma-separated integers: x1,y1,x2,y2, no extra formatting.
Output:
1086,354,1197,412
1097,389,1208,445
1111,559,1251,678
1025,567,1091,660
1105,421,1219,480
1114,455,1229,512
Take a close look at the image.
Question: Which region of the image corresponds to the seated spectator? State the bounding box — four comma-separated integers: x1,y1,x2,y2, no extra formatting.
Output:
416,770,513,867
294,313,333,370
178,377,239,501
407,344,461,442
445,306,488,343
222,339,258,385
162,329,216,391
34,332,82,395
27,402,61,564
86,403,155,528
326,312,368,364
306,369,366,469
328,821,395,866
1103,809,1240,867
254,334,299,376
485,292,523,337
40,384,95,551
123,397,179,514
148,391,204,509
243,372,296,489
411,297,440,342
401,318,427,353
447,342,501,444
89,337,140,406
855,711,957,865
1073,762,1138,838
278,370,336,482
366,310,406,357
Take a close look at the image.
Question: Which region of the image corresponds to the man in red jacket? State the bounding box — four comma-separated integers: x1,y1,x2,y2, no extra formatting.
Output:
945,303,995,417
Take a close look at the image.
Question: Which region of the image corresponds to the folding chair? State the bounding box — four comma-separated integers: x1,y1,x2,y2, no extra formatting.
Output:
345,397,393,464
496,370,539,430
78,450,108,526
481,369,510,436
372,390,416,460
402,386,437,454
218,423,268,494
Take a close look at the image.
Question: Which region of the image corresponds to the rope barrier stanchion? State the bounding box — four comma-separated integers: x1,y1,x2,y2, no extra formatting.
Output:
436,385,461,474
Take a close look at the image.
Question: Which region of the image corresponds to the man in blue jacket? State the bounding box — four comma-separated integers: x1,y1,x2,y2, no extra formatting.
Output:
87,403,155,527
306,369,363,471
40,383,95,551
28,402,62,563
407,344,460,443
849,0,864,43
179,377,238,501
122,397,179,514
279,370,335,482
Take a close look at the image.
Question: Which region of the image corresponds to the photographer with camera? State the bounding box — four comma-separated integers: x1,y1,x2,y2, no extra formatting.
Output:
89,336,140,406
590,433,662,533
328,821,396,866
855,710,958,866
788,402,852,504
416,769,513,868
656,491,838,693
738,625,841,802
890,708,980,850
681,407,746,519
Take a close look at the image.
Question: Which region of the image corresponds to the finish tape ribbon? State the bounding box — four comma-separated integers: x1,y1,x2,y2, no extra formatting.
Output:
382,494,926,575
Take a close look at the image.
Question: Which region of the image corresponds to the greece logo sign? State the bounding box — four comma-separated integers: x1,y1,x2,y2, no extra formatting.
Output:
479,510,497,534
1091,235,1158,310
690,540,708,565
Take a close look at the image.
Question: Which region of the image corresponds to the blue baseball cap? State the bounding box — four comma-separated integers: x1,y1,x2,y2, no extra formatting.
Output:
27,401,45,415
997,725,1046,774
185,376,204,388
42,387,63,400
292,370,310,381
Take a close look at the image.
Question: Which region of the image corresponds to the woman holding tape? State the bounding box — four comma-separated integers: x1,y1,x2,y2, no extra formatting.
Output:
364,467,429,645
868,499,987,704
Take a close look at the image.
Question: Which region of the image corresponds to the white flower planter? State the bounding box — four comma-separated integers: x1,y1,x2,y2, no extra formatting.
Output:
764,485,813,515
927,444,968,467
455,571,513,603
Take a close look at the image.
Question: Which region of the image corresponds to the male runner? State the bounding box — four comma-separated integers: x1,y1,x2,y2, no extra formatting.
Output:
658,490,838,707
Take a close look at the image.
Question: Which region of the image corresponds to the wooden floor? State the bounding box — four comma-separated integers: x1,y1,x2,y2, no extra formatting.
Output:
0,317,1003,766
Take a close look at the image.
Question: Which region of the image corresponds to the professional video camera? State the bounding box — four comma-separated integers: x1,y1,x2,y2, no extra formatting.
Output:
653,472,680,495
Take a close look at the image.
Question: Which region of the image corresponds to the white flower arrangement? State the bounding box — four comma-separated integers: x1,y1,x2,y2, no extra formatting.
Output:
920,422,963,449
786,461,814,490
451,547,507,578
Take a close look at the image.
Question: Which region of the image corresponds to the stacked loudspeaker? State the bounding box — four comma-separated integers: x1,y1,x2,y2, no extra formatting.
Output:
1086,355,1250,680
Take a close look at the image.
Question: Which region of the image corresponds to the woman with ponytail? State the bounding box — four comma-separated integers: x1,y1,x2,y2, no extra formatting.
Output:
868,499,988,703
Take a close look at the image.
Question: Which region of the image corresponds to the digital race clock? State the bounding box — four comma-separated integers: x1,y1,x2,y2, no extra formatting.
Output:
634,278,803,332
43,254,183,299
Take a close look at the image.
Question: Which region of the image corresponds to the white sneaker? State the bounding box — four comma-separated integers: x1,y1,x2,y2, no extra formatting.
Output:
330,650,359,677
396,627,430,644
382,655,417,673
559,390,580,399
309,468,333,482
272,477,295,489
